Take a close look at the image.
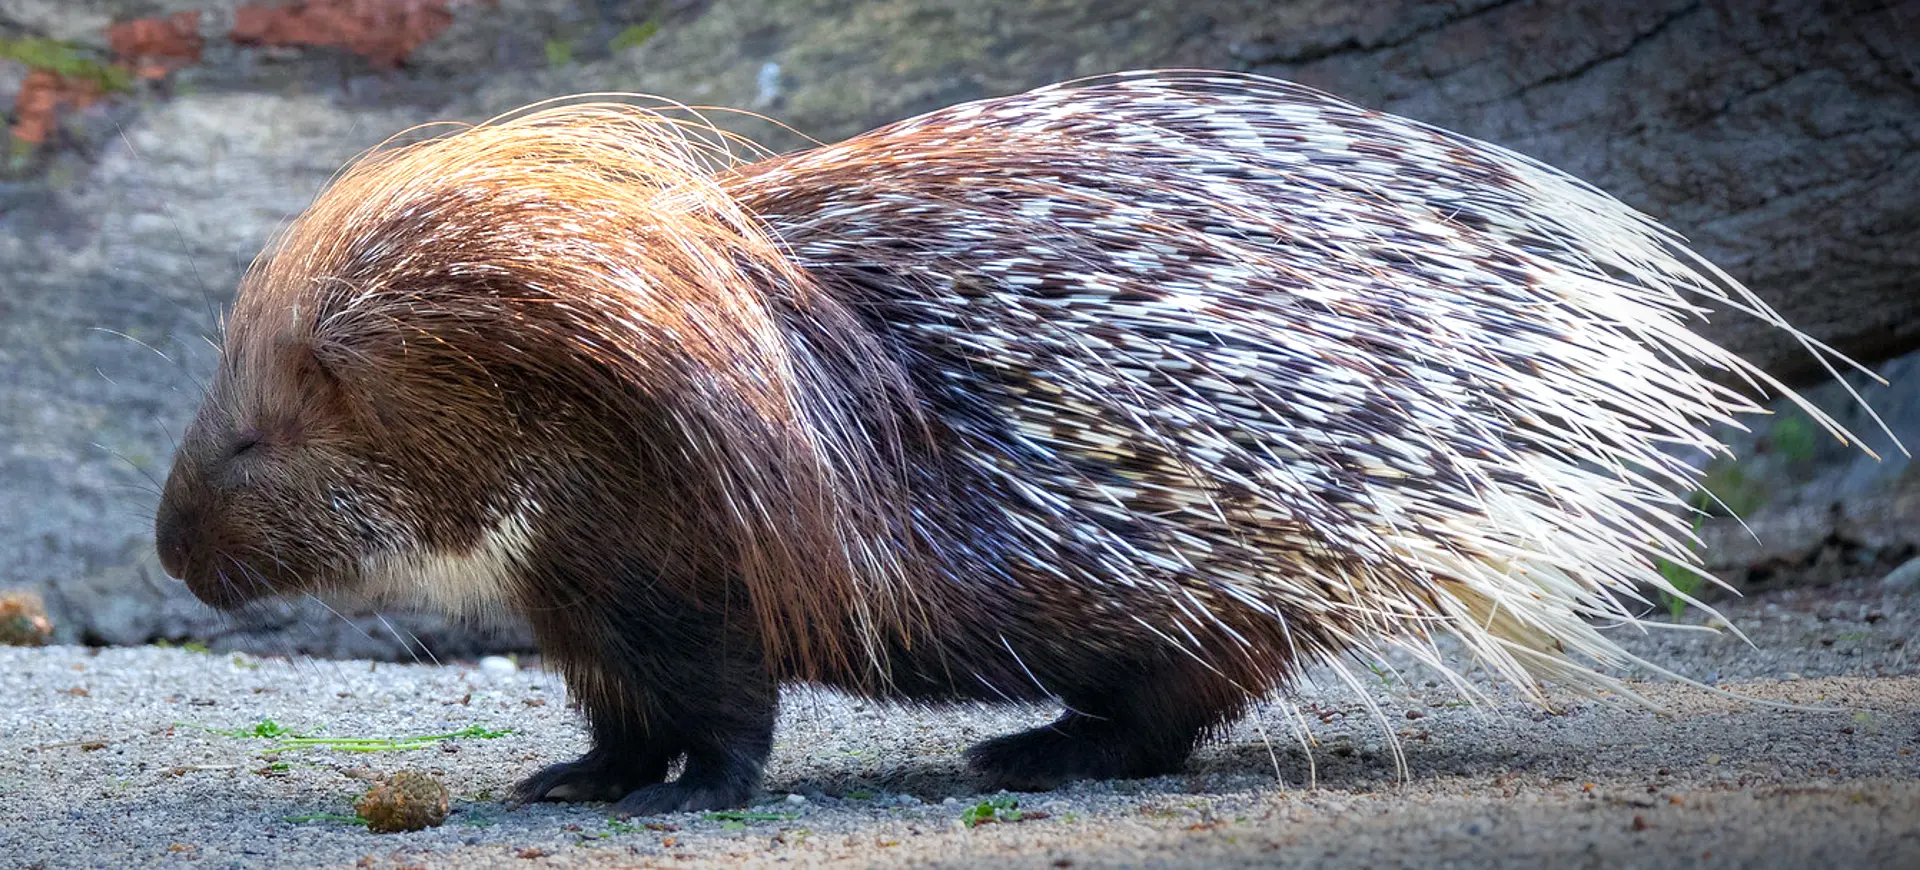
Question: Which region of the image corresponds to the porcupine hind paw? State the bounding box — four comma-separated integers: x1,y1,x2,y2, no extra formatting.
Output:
965,710,1198,792
510,745,673,806
966,664,1249,791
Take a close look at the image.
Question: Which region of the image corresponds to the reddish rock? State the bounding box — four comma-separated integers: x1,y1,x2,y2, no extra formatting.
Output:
0,588,54,646
230,0,458,68
108,11,204,81
9,69,104,146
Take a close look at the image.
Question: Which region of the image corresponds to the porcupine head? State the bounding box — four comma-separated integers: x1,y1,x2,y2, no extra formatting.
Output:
151,104,932,814
150,109,877,651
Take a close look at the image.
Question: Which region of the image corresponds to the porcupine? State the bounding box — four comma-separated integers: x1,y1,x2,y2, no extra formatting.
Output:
152,70,1890,814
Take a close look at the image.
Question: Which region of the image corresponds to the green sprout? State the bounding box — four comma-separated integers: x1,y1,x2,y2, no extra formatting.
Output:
1657,494,1711,621
202,719,293,739
195,720,509,751
266,724,511,753
960,795,1022,827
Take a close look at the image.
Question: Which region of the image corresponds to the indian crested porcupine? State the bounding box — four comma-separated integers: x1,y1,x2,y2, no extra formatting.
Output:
153,71,1889,814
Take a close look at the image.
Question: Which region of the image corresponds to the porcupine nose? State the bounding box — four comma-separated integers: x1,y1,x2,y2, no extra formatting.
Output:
154,499,193,581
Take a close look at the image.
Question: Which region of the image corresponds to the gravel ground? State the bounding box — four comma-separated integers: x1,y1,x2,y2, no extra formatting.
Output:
3,578,1917,869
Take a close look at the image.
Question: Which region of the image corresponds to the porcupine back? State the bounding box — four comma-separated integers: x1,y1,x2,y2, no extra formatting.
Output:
721,70,1889,705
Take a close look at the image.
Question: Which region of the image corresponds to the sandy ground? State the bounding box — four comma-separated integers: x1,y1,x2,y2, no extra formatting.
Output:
3,578,1917,869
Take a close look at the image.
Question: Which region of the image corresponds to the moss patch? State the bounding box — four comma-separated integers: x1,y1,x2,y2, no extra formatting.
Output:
0,38,132,93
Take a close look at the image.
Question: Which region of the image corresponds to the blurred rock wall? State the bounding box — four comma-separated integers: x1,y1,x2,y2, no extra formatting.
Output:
2,0,1915,657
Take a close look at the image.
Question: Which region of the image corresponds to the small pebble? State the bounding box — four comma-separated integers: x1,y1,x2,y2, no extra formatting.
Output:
1882,557,1920,593
477,656,518,680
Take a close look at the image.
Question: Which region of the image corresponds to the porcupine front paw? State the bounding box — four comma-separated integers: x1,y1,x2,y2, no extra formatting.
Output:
612,780,749,815
510,747,672,805
610,742,765,815
966,710,1195,791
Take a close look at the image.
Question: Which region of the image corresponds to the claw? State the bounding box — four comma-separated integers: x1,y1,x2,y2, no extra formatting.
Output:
510,753,661,806
611,779,752,816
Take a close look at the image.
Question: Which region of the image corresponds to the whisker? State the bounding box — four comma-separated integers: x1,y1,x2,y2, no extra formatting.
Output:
90,442,166,493
115,122,220,330
303,593,384,649
372,611,426,665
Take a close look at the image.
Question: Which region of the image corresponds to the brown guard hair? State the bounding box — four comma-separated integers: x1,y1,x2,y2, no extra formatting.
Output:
231,102,930,680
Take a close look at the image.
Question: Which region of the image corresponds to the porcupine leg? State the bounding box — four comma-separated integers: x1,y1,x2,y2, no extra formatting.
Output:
965,658,1250,791
512,657,778,814
513,553,778,814
606,677,777,817
513,687,776,815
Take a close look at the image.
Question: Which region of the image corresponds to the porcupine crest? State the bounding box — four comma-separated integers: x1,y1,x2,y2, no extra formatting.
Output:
718,71,1896,706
